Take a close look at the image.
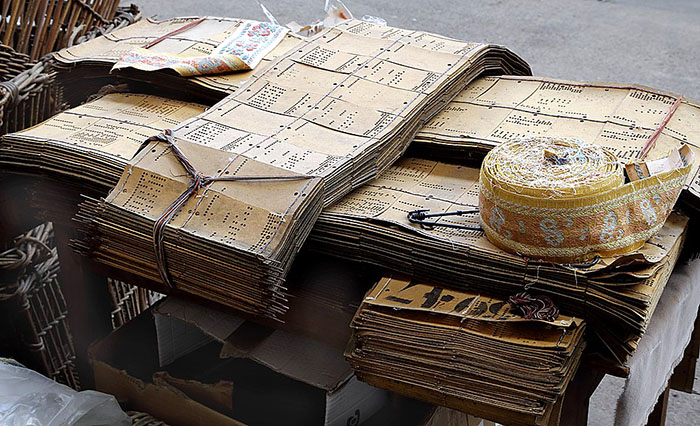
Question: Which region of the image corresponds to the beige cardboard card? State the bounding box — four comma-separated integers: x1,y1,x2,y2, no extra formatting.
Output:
415,75,700,199
171,18,502,204
57,18,242,62
15,93,206,160
366,275,579,327
107,137,321,257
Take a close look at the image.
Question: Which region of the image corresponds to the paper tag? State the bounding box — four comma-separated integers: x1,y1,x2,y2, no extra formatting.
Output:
626,145,693,182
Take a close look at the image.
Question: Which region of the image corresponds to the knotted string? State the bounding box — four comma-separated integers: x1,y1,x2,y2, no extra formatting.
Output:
508,291,559,322
148,129,312,289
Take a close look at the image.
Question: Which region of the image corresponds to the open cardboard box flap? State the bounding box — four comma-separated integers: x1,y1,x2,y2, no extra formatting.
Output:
154,296,353,391
153,296,388,426
92,299,494,426
222,322,354,392
89,309,242,426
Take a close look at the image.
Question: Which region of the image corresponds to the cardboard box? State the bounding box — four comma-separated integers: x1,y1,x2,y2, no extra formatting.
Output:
153,297,388,426
153,297,501,426
91,299,498,426
90,299,388,426
90,307,242,426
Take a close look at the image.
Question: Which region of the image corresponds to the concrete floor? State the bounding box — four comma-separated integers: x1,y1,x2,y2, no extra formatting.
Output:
138,0,700,100
135,1,700,424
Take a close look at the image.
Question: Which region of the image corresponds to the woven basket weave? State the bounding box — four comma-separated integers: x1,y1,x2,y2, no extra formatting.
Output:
128,411,170,426
0,0,120,61
0,4,141,134
0,222,80,389
0,56,57,135
108,278,164,330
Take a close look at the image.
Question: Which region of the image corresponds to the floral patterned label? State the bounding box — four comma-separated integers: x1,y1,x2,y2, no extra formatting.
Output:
212,21,288,69
113,20,289,77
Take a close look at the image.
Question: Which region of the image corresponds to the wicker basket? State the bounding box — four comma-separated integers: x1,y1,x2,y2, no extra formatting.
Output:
108,278,164,330
0,0,120,61
73,4,141,46
0,222,80,389
0,43,32,80
0,57,57,135
128,411,170,426
0,4,141,134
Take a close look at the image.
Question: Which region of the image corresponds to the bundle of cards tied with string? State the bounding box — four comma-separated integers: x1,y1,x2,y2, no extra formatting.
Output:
166,18,531,206
75,134,323,319
346,275,586,426
55,17,535,321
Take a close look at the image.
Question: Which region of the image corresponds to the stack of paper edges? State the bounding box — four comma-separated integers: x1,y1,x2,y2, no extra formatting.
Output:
52,17,303,104
170,19,531,205
346,275,586,426
0,93,206,189
74,137,323,318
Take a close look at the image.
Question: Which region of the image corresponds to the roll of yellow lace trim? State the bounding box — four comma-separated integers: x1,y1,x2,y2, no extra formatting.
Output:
479,137,693,262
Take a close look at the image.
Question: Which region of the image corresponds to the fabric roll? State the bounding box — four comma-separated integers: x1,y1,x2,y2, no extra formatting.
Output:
479,137,693,262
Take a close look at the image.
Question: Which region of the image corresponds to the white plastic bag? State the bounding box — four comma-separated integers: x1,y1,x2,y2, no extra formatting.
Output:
286,0,354,37
0,360,130,426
